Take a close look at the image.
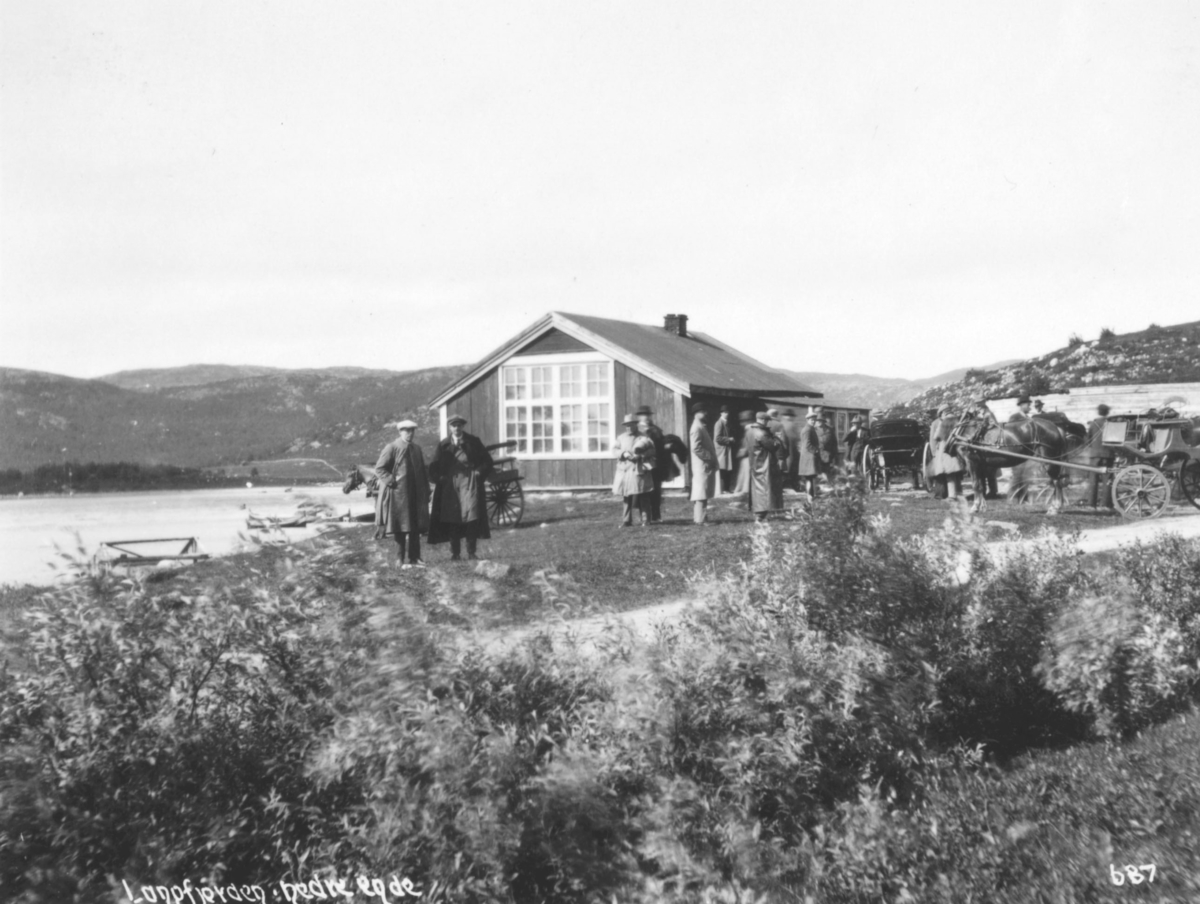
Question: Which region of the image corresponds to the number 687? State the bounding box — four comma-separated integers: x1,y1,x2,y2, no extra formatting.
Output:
1111,864,1156,885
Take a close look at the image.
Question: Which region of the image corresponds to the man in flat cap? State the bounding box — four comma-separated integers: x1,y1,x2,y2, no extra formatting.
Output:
688,403,718,524
713,405,735,493
636,405,668,522
744,410,785,520
373,418,430,568
428,415,494,561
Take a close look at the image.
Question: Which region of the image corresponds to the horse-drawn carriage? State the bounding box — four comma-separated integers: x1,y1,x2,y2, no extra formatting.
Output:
343,440,526,529
863,418,927,491
944,407,1200,521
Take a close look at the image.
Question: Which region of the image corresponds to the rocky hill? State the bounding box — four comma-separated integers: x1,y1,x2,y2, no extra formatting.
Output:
784,361,1020,411
883,320,1200,419
0,365,467,472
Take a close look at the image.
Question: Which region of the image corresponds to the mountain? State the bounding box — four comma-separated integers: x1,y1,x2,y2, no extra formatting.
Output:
882,320,1200,418
782,360,1021,411
0,365,468,472
100,364,403,391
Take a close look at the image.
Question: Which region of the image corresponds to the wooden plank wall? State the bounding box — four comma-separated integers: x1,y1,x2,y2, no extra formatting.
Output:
444,371,501,445
613,362,681,436
520,457,616,488
512,328,592,356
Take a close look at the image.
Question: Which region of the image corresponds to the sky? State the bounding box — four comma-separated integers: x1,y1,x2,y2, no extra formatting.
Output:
2,1,1198,381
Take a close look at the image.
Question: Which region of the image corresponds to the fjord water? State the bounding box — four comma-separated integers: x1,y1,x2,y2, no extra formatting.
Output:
0,485,371,586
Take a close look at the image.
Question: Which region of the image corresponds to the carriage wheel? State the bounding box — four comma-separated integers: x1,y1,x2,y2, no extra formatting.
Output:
486,478,525,527
1179,459,1200,510
1110,464,1170,520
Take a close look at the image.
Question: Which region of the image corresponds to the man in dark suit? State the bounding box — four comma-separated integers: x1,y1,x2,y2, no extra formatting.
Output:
428,414,494,561
636,405,668,522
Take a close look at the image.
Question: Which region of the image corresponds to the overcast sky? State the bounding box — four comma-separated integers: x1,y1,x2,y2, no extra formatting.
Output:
2,1,1198,381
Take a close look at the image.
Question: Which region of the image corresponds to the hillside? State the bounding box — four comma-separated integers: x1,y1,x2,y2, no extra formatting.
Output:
0,365,467,472
785,359,1020,411
883,320,1200,418
101,364,402,391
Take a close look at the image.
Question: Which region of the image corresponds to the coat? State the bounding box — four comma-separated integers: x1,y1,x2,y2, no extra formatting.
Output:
780,416,802,478
844,426,870,466
927,416,964,477
713,415,735,471
774,422,794,476
796,422,823,477
373,438,430,537
817,420,839,472
427,432,493,544
638,422,669,481
613,431,655,497
744,423,785,513
689,419,719,501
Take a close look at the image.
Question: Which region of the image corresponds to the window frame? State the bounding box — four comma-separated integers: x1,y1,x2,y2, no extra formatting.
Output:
499,352,616,459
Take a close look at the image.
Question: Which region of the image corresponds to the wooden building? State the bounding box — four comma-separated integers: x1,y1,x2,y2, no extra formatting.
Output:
428,312,868,489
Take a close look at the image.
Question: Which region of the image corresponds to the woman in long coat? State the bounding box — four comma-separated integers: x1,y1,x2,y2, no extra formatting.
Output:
713,406,735,493
927,406,965,499
374,419,430,567
689,405,718,524
428,415,494,560
744,412,785,520
613,413,656,526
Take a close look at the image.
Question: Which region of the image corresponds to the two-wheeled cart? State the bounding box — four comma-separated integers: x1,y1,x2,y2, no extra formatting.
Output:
862,418,927,492
483,440,525,527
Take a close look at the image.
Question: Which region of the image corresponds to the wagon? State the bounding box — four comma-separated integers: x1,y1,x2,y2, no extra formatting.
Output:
862,418,927,491
483,440,525,527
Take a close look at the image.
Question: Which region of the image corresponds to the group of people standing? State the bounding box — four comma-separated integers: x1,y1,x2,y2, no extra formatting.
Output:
373,414,493,567
613,403,857,526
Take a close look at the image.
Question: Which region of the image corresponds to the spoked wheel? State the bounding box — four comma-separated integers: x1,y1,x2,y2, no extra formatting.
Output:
1179,459,1200,510
1111,464,1170,520
486,476,525,527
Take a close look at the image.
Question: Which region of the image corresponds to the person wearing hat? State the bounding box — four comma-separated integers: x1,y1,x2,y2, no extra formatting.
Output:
636,405,668,522
813,406,840,480
1008,396,1033,423
428,415,494,561
613,413,656,526
927,404,964,500
778,409,801,490
1032,399,1046,416
688,404,719,524
1086,403,1116,509
713,405,735,493
743,410,786,519
373,419,430,568
732,410,756,497
796,408,824,500
842,415,871,476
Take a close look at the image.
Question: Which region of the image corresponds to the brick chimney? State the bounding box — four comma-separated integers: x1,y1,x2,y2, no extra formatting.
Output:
663,314,688,337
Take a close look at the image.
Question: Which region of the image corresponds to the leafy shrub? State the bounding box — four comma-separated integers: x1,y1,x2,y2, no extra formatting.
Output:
1037,590,1194,737
1099,326,1117,342
1113,534,1200,659
1024,371,1052,397
1066,332,1084,348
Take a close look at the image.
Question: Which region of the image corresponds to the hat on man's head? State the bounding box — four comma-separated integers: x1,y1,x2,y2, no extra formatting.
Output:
690,403,707,416
756,412,770,424
447,414,467,426
1033,399,1044,408
1016,395,1031,405
397,419,418,430
806,407,819,420
1097,403,1111,416
622,412,639,426
720,404,731,414
635,405,652,417
766,408,779,418
784,408,795,417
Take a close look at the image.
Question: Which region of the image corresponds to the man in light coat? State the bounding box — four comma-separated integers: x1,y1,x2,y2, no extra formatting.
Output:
713,405,735,493
689,404,719,524
373,419,430,568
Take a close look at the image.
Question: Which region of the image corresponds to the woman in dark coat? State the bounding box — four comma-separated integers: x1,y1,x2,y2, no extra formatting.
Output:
373,419,430,568
428,414,494,561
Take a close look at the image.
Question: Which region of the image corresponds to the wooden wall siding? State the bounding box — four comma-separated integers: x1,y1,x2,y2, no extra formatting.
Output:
520,457,615,488
446,370,501,445
512,328,593,357
613,362,681,436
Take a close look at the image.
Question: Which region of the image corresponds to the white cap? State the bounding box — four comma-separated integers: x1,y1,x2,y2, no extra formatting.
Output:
397,419,418,430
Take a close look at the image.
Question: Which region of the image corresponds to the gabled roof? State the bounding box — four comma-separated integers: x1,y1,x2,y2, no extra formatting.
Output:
429,312,820,407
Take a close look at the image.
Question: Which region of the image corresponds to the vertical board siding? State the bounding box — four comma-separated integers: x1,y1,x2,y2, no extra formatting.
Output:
445,371,500,445
613,362,680,436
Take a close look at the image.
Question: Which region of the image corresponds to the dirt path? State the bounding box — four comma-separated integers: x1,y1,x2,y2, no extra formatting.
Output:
474,506,1200,656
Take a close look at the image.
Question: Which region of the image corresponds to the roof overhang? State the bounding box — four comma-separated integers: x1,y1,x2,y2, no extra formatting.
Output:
429,312,694,406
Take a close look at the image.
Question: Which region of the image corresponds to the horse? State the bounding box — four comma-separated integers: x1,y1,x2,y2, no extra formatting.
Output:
342,464,379,497
940,412,1078,514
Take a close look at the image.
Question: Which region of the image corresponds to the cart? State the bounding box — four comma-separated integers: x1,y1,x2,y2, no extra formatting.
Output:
95,537,210,572
862,418,927,491
484,440,525,527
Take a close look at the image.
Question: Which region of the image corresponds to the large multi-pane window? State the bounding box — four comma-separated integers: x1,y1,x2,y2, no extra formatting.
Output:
502,359,612,455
